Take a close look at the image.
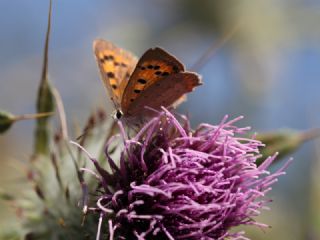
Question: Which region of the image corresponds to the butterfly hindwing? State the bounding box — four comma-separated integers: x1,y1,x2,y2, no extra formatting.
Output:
121,47,185,113
93,39,137,108
124,72,202,117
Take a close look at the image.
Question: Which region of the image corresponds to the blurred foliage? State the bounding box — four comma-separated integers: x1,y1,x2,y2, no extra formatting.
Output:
309,138,320,239
256,129,320,165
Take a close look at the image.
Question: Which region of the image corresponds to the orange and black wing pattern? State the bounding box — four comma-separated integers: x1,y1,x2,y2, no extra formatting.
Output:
93,39,137,107
121,47,185,114
121,47,201,116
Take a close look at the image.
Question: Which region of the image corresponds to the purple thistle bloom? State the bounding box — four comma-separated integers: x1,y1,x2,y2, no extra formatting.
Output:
77,109,290,240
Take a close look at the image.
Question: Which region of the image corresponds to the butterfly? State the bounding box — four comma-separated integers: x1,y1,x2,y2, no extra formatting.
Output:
93,39,202,120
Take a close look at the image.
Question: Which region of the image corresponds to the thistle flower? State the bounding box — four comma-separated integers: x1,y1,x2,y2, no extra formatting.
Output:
78,108,290,240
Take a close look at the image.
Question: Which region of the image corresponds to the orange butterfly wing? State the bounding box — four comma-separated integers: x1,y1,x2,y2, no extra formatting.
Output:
93,39,137,108
120,47,201,117
121,47,185,113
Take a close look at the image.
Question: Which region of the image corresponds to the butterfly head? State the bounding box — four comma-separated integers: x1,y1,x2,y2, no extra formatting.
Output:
112,109,123,120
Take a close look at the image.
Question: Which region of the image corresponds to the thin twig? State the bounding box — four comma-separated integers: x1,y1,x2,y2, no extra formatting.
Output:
13,112,54,122
190,22,241,72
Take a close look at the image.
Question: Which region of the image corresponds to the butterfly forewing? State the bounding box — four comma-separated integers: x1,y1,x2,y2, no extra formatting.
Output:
124,72,202,117
93,39,138,108
121,47,185,113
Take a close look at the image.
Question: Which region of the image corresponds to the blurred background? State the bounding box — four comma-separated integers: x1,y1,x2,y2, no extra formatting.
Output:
1,0,320,239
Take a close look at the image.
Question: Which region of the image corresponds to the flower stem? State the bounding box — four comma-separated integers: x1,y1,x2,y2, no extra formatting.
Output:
13,112,53,122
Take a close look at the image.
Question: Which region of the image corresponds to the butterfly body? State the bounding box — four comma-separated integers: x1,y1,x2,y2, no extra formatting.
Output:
93,39,202,119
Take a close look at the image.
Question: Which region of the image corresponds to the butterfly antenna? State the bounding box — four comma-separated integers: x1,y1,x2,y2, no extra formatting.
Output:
190,22,241,72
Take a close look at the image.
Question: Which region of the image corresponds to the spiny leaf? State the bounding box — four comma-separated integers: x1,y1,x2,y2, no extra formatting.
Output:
256,128,320,165
34,0,55,155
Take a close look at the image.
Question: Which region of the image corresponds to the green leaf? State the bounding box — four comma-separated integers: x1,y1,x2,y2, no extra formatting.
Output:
0,111,14,134
34,0,55,155
256,128,320,165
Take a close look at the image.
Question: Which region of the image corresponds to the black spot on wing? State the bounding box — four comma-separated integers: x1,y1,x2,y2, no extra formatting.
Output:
161,72,169,76
111,84,117,89
107,72,115,78
138,79,147,84
103,55,114,61
134,89,141,93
